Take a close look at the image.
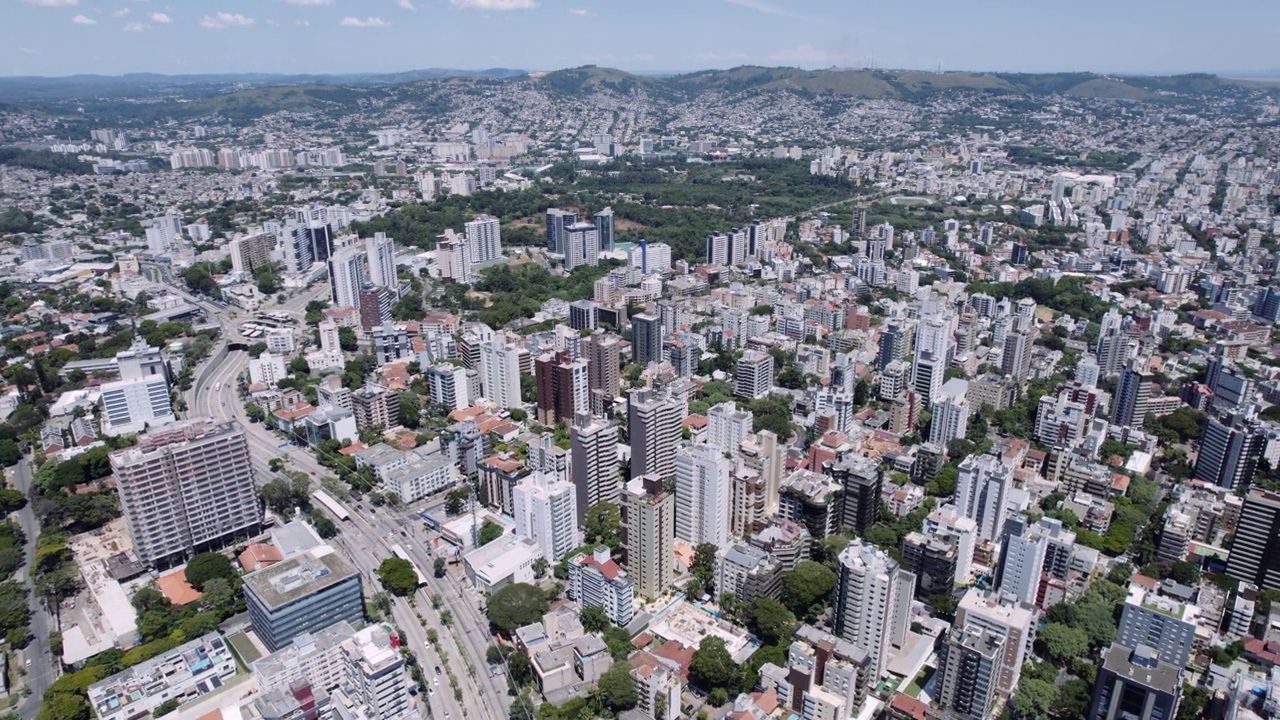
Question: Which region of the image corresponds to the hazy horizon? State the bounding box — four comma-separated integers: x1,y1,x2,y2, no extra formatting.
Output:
5,0,1279,79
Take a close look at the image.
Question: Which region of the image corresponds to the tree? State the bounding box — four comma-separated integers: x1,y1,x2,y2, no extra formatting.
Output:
478,519,504,546
36,694,91,720
131,586,171,614
308,511,338,539
596,662,639,712
1053,677,1093,719
749,597,796,645
445,487,470,516
532,556,548,579
781,560,836,621
200,578,235,617
397,392,421,428
691,542,718,596
486,583,549,634
926,465,958,496
584,502,622,551
433,557,446,578
689,636,738,694
1036,622,1090,665
1008,678,1057,720
378,558,419,596
184,552,235,592
581,604,610,633
338,326,358,352
508,693,537,720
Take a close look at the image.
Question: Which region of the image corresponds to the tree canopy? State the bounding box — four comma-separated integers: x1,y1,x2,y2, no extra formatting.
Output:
486,582,549,634
378,558,419,596
184,552,235,592
780,560,836,621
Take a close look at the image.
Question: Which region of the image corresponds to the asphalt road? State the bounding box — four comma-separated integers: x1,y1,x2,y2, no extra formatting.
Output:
178,286,510,720
12,457,54,720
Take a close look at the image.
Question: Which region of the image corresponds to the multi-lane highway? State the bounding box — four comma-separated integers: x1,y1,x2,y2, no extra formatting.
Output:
178,287,510,720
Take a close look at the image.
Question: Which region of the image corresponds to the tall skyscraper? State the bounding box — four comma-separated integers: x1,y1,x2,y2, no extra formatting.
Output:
706,402,753,454
674,444,731,547
585,333,621,415
1111,358,1153,428
1225,490,1280,590
594,207,615,253
435,230,472,284
954,454,1012,542
952,589,1039,697
545,209,576,254
513,471,579,562
623,474,675,601
1001,329,1035,384
571,413,621,524
936,627,1004,720
877,322,906,371
929,378,971,446
628,388,684,481
328,245,367,309
364,232,397,289
705,233,729,267
1193,412,1263,492
479,339,522,410
833,539,915,680
631,314,663,366
563,222,600,271
827,455,882,537
734,350,774,399
464,214,501,265
535,351,589,426
110,419,261,566
912,349,947,405
1087,644,1182,720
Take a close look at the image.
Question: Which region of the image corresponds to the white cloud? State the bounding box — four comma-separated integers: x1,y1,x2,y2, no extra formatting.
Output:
396,0,416,10
200,12,255,28
294,19,311,25
149,12,172,23
20,47,38,55
568,8,591,16
341,16,391,26
278,0,334,5
723,0,797,17
122,22,146,32
23,0,78,7
111,7,129,17
71,14,96,24
450,0,537,9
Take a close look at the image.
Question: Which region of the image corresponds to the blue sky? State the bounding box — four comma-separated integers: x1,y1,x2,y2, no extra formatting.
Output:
3,0,1278,77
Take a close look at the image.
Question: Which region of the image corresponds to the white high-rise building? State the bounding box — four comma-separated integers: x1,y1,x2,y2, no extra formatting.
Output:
365,232,397,289
479,340,522,410
328,245,367,310
706,402,753,454
100,375,176,437
110,419,260,566
929,378,970,446
465,214,501,265
628,388,685,482
954,454,1013,542
833,539,915,680
564,222,600,271
571,413,621,524
436,229,472,284
427,364,471,412
513,471,579,562
674,444,731,548
997,530,1046,606
734,350,774,399
318,320,341,353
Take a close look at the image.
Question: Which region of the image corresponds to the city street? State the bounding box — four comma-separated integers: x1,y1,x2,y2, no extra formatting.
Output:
179,288,511,720
12,458,53,720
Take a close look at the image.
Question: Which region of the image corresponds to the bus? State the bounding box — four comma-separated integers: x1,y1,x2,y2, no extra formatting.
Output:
389,543,429,587
312,490,351,522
